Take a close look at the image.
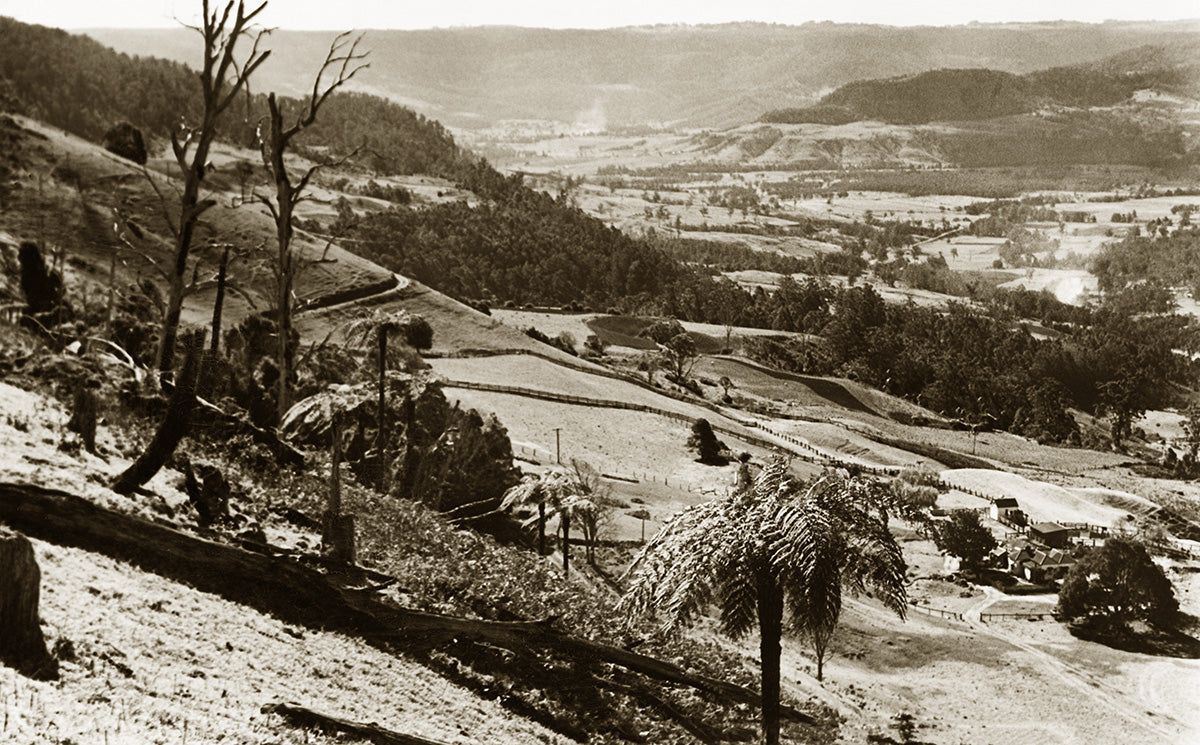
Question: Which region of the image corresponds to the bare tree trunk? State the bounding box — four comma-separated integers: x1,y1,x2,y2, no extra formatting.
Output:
537,502,546,555
210,243,229,354
376,327,388,490
259,38,368,423
156,183,200,376
263,702,449,745
274,228,293,424
0,528,57,680
154,0,270,376
114,330,205,494
67,385,99,455
323,415,355,563
561,513,570,576
264,91,297,426
756,571,783,745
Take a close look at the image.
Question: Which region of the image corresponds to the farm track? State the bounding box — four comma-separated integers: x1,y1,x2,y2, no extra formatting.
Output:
844,596,1180,743
959,594,1180,741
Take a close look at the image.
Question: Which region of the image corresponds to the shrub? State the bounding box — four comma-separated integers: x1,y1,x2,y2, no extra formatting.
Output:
102,122,147,165
1057,538,1178,628
687,418,728,465
933,510,997,572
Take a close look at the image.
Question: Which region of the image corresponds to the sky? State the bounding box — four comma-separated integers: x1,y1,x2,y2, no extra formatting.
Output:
2,0,1198,30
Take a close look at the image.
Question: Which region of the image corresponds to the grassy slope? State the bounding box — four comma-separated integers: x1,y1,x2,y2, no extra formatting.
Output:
0,381,565,744
12,540,563,745
1,116,394,328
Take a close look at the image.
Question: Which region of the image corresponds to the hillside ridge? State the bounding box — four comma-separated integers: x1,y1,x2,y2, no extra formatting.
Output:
82,20,1200,128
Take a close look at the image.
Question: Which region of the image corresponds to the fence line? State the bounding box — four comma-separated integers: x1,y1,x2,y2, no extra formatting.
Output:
431,346,739,420
979,611,1057,622
908,603,965,622
448,379,902,477
511,443,709,496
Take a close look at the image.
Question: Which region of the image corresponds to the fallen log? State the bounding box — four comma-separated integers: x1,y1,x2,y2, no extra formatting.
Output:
0,482,813,724
262,702,449,745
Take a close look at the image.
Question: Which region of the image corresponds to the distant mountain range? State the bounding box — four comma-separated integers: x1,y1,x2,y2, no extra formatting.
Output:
761,43,1200,125
83,20,1200,129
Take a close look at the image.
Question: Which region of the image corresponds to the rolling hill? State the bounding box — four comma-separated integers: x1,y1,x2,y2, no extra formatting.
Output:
761,42,1200,125
82,20,1200,129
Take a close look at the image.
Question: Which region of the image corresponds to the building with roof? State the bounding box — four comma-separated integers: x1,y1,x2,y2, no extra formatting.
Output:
990,497,1024,525
1029,522,1072,549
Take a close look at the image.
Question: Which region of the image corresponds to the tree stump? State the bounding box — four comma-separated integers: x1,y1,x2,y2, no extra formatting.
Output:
182,460,231,527
0,528,58,680
325,514,356,565
66,384,99,455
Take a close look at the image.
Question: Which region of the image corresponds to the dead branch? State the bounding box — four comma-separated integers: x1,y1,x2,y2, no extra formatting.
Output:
262,702,450,745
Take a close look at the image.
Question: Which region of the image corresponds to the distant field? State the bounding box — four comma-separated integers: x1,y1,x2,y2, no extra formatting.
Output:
443,388,767,485
941,468,1150,527
782,190,977,224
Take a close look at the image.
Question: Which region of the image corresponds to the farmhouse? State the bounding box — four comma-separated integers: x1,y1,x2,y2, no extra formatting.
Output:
1021,548,1076,584
1029,521,1072,549
999,540,1078,584
990,497,1023,524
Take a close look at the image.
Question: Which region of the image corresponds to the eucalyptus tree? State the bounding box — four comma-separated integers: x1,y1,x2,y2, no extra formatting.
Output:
621,460,907,745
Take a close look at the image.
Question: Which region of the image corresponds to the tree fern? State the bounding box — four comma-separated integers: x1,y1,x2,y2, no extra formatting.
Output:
621,458,908,745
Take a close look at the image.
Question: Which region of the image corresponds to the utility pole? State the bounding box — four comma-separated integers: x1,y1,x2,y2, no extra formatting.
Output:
553,427,561,464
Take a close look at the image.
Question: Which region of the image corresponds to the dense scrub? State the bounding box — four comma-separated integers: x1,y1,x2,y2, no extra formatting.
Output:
334,170,684,307
185,429,834,744
1092,225,1200,296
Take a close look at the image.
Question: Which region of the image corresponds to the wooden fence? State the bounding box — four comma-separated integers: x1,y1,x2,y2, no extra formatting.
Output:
979,611,1057,622
908,603,965,622
446,379,901,477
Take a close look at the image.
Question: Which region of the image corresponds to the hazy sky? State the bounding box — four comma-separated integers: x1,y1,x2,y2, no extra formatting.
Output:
2,0,1198,30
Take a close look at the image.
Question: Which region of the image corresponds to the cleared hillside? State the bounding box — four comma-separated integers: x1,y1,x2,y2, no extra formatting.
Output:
17,539,561,745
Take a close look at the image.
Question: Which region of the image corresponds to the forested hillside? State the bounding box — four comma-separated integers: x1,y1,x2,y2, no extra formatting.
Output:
761,44,1200,126
0,17,462,176
0,16,686,307
335,164,684,306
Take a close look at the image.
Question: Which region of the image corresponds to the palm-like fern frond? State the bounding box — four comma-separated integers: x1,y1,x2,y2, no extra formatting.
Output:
619,457,910,743
621,497,731,632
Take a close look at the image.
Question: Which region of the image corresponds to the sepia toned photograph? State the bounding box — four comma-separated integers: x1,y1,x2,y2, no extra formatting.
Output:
0,0,1199,742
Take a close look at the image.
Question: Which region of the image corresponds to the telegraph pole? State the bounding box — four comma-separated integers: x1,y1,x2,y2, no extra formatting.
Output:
553,427,561,464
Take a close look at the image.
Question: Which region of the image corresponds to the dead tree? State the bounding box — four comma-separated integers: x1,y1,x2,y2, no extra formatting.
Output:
323,413,355,563
263,702,449,745
154,0,270,377
112,330,205,494
0,528,57,680
257,32,368,423
210,242,231,353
